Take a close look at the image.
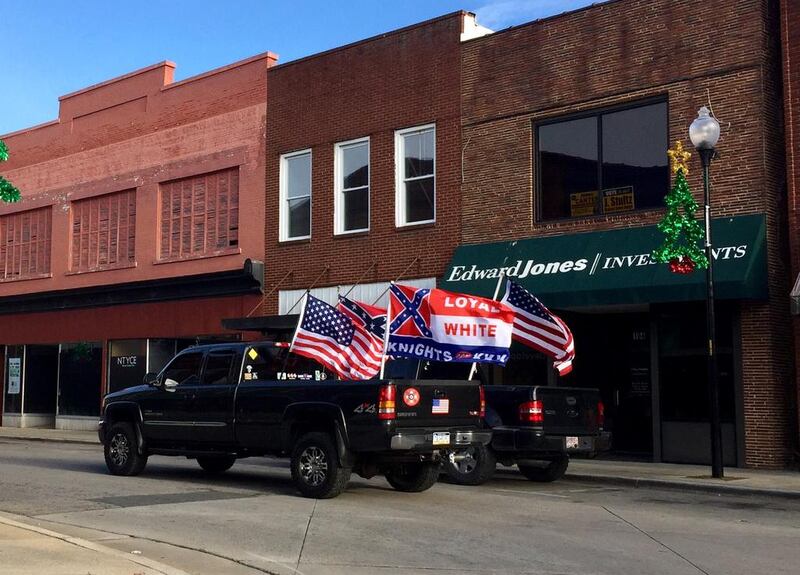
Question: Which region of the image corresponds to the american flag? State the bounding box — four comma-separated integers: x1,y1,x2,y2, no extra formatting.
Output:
500,279,575,375
290,294,377,380
336,296,386,378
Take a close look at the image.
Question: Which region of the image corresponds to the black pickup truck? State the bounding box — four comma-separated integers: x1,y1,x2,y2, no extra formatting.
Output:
444,384,608,485
99,342,490,498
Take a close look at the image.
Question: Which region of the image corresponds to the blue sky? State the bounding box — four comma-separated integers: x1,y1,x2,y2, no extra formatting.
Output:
1,0,599,136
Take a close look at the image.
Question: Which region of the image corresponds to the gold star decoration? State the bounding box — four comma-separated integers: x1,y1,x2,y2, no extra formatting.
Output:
667,140,691,175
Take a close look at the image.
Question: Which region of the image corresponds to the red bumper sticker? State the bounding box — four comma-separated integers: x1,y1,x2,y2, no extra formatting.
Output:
403,387,420,407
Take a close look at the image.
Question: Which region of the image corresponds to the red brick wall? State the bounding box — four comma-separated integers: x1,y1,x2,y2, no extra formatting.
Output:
262,13,466,313
462,0,793,466
782,0,800,464
0,53,274,299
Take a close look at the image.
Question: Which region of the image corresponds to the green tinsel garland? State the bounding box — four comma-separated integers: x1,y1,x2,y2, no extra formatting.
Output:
0,140,22,203
652,166,709,270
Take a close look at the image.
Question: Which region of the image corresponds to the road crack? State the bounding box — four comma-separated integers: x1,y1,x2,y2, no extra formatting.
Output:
295,500,317,572
603,506,710,575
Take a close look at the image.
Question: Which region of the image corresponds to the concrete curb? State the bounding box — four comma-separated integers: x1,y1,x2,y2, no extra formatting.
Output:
0,434,98,445
0,512,191,575
564,472,800,500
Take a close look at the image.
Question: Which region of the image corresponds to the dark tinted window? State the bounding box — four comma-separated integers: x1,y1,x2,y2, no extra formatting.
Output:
202,352,235,385
162,352,203,386
243,346,333,382
537,101,668,220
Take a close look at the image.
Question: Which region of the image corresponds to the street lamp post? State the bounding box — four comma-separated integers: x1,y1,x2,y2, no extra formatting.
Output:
689,106,723,479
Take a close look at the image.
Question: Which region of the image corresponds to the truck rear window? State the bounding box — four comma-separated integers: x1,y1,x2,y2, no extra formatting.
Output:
243,345,333,382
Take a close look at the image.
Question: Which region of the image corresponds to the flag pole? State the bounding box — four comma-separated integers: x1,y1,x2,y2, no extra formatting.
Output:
283,289,311,377
467,268,507,381
378,282,394,379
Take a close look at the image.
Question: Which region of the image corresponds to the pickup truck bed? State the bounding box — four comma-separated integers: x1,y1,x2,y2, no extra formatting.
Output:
99,342,490,498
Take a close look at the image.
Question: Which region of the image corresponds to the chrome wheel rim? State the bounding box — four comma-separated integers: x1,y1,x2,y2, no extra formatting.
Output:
456,447,477,475
109,432,130,467
299,446,328,486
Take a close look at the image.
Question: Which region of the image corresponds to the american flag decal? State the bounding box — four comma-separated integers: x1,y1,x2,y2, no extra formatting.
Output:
432,398,450,414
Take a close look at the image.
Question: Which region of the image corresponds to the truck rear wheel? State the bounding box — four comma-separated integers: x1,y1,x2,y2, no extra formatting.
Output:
517,456,569,482
104,422,148,476
443,444,497,486
290,432,351,499
385,462,440,493
197,455,236,474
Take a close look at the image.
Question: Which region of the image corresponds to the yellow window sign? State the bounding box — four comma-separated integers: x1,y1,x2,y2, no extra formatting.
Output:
247,348,259,360
570,191,597,217
603,187,635,213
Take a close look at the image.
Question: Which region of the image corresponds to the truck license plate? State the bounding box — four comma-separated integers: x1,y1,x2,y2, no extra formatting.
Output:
566,436,579,449
432,432,450,446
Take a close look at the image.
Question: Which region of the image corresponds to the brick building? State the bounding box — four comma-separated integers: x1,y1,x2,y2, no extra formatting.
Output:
782,0,800,466
443,0,793,467
0,53,275,429
257,12,488,317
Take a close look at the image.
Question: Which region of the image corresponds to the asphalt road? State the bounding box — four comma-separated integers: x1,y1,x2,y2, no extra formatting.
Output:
1,439,798,575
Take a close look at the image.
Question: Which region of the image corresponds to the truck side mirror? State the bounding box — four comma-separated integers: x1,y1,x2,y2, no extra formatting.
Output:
144,372,160,386
163,378,180,392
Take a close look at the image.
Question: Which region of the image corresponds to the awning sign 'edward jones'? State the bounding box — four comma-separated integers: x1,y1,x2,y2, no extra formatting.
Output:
448,245,749,282
441,214,768,308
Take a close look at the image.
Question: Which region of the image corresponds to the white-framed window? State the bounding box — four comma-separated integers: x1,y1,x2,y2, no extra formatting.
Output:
395,124,435,226
279,149,312,241
334,137,370,234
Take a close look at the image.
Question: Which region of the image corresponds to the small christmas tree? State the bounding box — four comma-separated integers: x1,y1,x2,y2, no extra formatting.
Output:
0,140,22,203
652,141,708,274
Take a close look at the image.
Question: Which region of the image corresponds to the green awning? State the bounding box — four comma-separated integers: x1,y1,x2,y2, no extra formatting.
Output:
441,214,768,308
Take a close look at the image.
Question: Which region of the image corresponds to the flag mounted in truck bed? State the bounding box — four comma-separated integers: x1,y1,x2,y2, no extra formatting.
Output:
388,284,514,365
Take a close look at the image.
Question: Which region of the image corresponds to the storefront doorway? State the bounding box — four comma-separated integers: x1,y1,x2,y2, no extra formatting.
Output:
563,311,652,457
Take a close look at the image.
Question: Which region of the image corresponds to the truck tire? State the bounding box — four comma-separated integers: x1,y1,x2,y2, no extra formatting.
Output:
104,422,148,476
290,432,351,499
385,462,441,493
517,456,569,482
197,455,236,474
443,444,497,486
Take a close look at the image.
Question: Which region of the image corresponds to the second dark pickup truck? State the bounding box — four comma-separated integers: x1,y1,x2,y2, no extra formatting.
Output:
444,384,608,485
99,342,491,498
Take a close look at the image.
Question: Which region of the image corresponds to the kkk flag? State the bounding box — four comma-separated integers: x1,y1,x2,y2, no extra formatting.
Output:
290,294,378,380
335,296,386,378
500,279,575,375
388,284,514,365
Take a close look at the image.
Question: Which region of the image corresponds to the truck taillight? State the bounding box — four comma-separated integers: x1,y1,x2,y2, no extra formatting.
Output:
479,385,486,419
378,384,396,420
519,400,544,424
597,401,605,430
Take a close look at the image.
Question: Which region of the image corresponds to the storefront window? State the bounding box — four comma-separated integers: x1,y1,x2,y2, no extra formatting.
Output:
537,100,668,220
4,345,24,414
148,339,177,375
108,340,147,393
658,303,736,423
24,345,58,414
58,342,102,417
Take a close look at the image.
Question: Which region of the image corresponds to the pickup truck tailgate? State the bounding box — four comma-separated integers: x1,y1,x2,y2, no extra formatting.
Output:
393,380,481,428
533,386,602,435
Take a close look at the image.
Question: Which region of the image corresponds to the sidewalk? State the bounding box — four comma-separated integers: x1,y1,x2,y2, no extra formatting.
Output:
565,458,800,499
0,512,187,575
2,426,798,498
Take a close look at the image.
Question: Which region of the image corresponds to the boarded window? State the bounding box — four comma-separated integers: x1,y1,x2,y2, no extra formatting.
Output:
0,207,52,280
71,189,136,272
159,167,239,260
